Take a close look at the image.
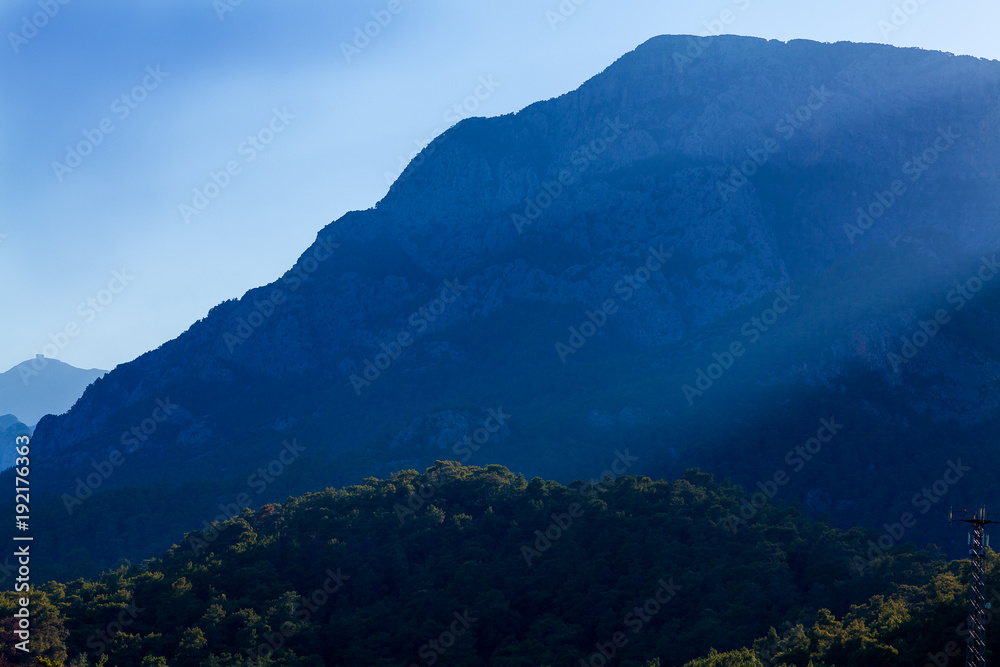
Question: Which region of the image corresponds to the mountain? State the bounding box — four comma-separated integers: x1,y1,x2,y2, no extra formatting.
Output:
11,35,1000,579
0,465,952,666
0,414,31,471
0,356,106,426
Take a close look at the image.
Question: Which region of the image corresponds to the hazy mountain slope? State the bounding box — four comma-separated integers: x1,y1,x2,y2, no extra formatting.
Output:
0,415,30,471
13,35,1000,577
0,356,105,426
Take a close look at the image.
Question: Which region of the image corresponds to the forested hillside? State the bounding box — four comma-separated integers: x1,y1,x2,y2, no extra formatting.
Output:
3,464,983,666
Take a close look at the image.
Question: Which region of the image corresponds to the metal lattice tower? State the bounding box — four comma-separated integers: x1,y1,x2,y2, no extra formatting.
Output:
952,506,997,667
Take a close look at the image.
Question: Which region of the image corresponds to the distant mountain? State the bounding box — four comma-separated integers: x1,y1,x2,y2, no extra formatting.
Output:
11,35,1000,579
0,415,31,471
0,356,105,426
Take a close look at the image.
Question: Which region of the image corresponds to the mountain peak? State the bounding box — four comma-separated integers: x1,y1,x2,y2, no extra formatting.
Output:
0,357,106,426
12,36,1000,576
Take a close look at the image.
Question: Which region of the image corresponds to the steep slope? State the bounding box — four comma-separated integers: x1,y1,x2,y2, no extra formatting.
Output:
13,35,1000,577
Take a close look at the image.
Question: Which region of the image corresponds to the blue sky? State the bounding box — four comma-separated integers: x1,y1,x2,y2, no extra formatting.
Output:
1,0,997,373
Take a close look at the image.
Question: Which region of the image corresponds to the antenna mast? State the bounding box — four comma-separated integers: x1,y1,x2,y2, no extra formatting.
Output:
952,506,997,667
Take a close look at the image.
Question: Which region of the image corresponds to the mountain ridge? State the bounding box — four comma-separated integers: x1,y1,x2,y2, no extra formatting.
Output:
0,356,105,426
15,34,1000,577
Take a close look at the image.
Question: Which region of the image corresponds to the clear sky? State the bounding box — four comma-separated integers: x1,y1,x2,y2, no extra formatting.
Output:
1,0,997,374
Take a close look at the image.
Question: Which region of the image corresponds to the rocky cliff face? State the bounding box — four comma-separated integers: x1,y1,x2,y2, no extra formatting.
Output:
17,36,1000,574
